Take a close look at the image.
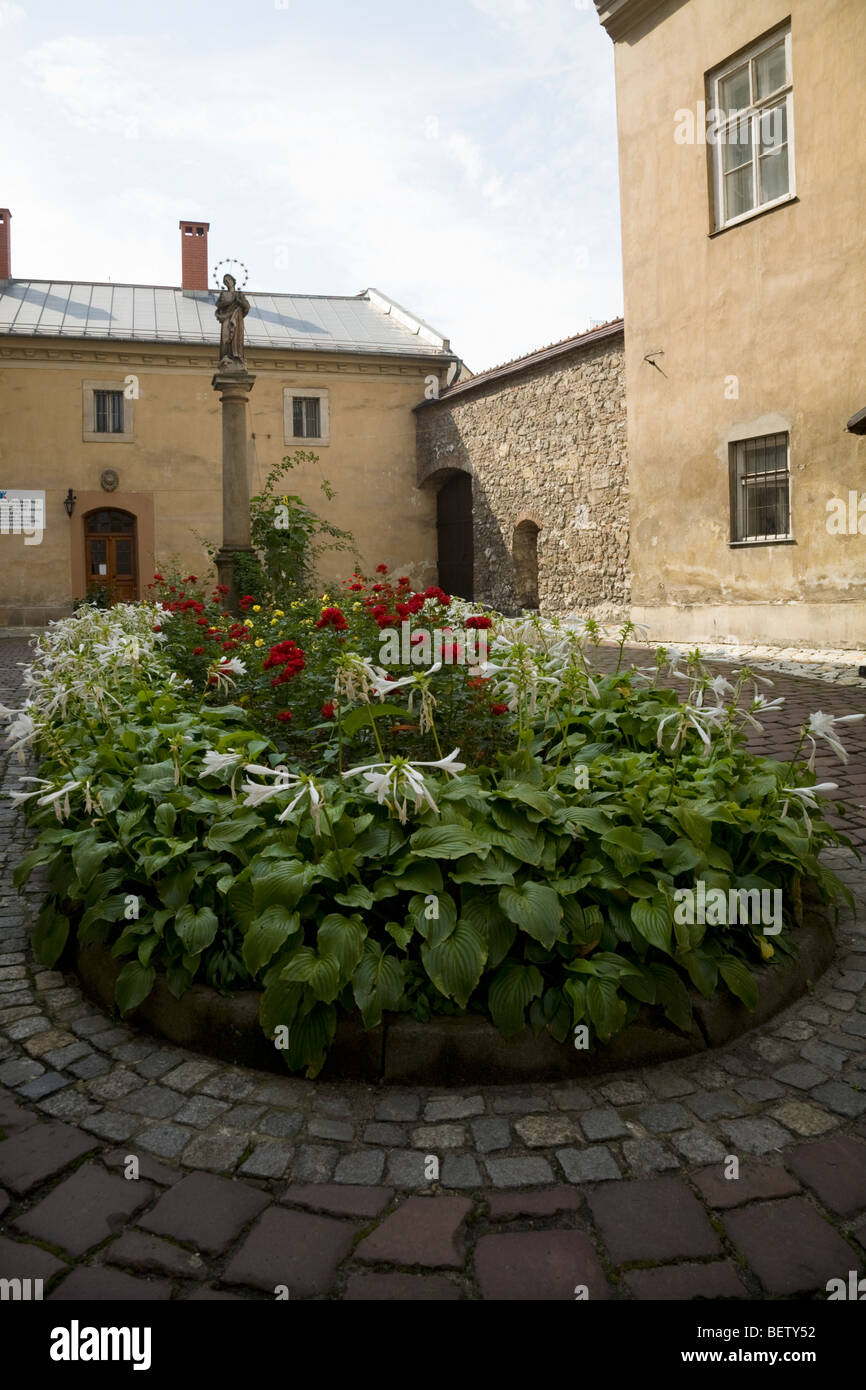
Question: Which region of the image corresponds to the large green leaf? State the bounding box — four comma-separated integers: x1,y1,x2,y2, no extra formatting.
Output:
206,814,264,850
243,905,301,975
341,701,407,737
352,940,406,1027
318,913,366,976
488,960,544,1036
252,860,314,912
719,956,758,1010
409,891,457,947
586,977,627,1040
71,836,116,890
115,960,155,1014
631,897,673,954
498,881,563,949
280,946,342,1002
32,905,69,967
422,919,487,1008
409,825,490,859
461,896,516,968
174,904,219,954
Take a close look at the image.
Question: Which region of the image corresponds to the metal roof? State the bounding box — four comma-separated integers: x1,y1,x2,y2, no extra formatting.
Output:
415,317,624,409
0,281,452,359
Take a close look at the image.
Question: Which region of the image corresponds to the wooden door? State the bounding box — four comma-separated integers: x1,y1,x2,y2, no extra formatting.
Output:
84,509,139,603
436,473,473,600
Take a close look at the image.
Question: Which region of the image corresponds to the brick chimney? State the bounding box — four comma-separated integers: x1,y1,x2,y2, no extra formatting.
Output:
0,209,11,282
179,219,209,293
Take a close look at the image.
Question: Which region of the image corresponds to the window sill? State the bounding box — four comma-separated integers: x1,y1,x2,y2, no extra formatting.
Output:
710,195,798,237
82,432,135,444
729,537,796,548
285,438,329,447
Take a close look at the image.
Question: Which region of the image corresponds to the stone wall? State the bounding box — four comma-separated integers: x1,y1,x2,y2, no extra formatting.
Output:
415,329,629,618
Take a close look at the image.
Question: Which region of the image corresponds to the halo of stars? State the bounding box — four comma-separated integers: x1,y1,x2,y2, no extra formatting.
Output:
212,258,249,290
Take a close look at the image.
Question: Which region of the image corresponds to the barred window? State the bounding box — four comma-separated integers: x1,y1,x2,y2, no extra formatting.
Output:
94,390,124,434
292,396,320,439
729,433,791,542
283,388,329,445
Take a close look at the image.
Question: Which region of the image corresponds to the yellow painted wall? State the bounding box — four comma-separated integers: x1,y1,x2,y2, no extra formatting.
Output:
0,341,446,622
608,0,866,647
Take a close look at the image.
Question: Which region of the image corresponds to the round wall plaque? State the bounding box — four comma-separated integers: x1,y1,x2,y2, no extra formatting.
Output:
100,469,119,492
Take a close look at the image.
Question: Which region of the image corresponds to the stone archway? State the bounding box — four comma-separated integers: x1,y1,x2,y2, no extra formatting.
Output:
512,519,540,609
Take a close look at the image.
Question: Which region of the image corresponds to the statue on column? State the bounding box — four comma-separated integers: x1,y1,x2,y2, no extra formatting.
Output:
215,274,250,370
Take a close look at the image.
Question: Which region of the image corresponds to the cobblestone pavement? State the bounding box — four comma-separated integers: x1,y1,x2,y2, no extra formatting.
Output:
1,631,865,1298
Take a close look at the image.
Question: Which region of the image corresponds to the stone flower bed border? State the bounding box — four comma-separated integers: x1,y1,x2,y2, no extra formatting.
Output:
74,884,835,1086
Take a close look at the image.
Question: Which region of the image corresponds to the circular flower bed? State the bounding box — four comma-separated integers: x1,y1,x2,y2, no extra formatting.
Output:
3,570,859,1077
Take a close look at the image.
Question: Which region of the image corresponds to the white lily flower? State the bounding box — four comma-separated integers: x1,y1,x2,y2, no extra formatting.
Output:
780,782,839,836
201,750,245,776
805,711,865,767
342,749,465,823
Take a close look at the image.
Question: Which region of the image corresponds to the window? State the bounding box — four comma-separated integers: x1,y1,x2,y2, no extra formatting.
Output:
283,388,329,445
709,24,794,231
729,433,791,543
82,381,134,442
94,390,124,434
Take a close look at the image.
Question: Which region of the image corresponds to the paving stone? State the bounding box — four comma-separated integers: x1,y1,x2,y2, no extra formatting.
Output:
69,1015,116,1039
688,1063,737,1089
809,1080,866,1118
636,1102,692,1134
112,1042,159,1064
0,1007,40,1026
644,1071,696,1098
374,1094,420,1123
724,1197,853,1296
173,1095,231,1128
733,1078,785,1102
598,1079,650,1106
200,1072,257,1100
239,1143,293,1180
753,1037,793,1064
225,1206,356,1296
476,1230,611,1301
185,1287,245,1301
13,1163,153,1256
89,1027,130,1048
356,1194,470,1267
621,1138,680,1175
798,1005,832,1026
308,1116,354,1142
800,1040,849,1071
17,1071,69,1101
768,1099,838,1137
42,1041,92,1069
673,1128,728,1165
138,1123,195,1158
0,1090,38,1133
4,1016,49,1041
116,1084,185,1119
441,1154,482,1188
49,1267,171,1300
252,1079,307,1107
423,1095,484,1122
136,1053,181,1080
784,1136,866,1216
282,1184,393,1218
333,1150,386,1185
221,1103,267,1130
80,1110,142,1142
557,1145,621,1183
718,1117,791,1155
22,1028,76,1058
486,1186,585,1220
624,1262,748,1300
312,1094,352,1118
0,1057,43,1087
363,1122,405,1145
181,1132,247,1171
102,1148,183,1185
693,1162,802,1209
67,1053,112,1080
0,1233,67,1284
773,1062,828,1090
344,1273,460,1300
841,1014,866,1038
32,970,64,990
774,1020,815,1042
0,1120,95,1194
514,1114,580,1147
289,1144,338,1183
386,1149,430,1187
259,1110,303,1139
484,1157,555,1188
140,1171,270,1253
685,1091,743,1121
85,1067,144,1102
589,1177,722,1264
0,965,26,981
826,992,857,1013
579,1107,630,1141
550,1086,595,1111
105,1231,206,1280
491,1094,550,1115
412,1123,465,1149
470,1116,511,1153
0,993,36,1010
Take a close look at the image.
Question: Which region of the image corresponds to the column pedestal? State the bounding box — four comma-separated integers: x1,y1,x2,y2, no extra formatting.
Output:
212,368,256,615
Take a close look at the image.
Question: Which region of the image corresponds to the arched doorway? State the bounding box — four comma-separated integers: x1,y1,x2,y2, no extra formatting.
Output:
512,520,540,609
84,508,139,603
436,473,474,599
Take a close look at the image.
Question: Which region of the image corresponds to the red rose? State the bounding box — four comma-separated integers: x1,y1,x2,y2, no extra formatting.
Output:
277,710,293,723
490,702,509,716
152,573,164,582
239,595,256,611
321,701,335,719
316,606,348,631
185,575,197,583
376,563,388,573
397,576,410,586
193,646,205,655
152,625,162,632
466,615,492,629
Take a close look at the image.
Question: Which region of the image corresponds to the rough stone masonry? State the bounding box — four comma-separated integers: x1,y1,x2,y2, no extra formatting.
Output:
415,321,629,618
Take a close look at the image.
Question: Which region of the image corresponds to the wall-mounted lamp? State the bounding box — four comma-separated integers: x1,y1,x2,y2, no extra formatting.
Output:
63,489,77,517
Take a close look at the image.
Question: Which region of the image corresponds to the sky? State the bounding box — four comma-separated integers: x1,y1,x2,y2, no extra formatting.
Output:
0,0,623,372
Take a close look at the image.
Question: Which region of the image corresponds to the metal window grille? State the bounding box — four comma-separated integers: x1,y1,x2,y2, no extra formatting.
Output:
94,390,124,434
730,433,790,541
292,397,321,438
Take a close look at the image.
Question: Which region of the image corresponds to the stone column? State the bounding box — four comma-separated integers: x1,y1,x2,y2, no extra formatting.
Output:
212,369,256,614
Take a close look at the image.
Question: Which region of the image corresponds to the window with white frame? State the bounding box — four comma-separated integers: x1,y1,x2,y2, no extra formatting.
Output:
708,24,794,231
82,380,134,442
729,433,791,543
283,388,329,445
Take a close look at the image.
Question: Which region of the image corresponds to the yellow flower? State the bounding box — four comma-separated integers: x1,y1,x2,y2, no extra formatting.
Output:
273,609,284,617
352,602,362,611
270,618,278,625
254,638,264,647
252,605,261,613
290,601,301,609
243,619,254,628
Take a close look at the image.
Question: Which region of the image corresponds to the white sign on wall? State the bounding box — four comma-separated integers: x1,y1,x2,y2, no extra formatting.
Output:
0,490,46,545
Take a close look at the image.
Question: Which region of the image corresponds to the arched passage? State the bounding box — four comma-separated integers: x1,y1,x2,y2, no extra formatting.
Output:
512,520,540,609
436,473,474,599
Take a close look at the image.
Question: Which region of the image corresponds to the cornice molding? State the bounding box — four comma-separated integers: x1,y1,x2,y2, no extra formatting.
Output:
0,343,430,378
595,0,671,41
